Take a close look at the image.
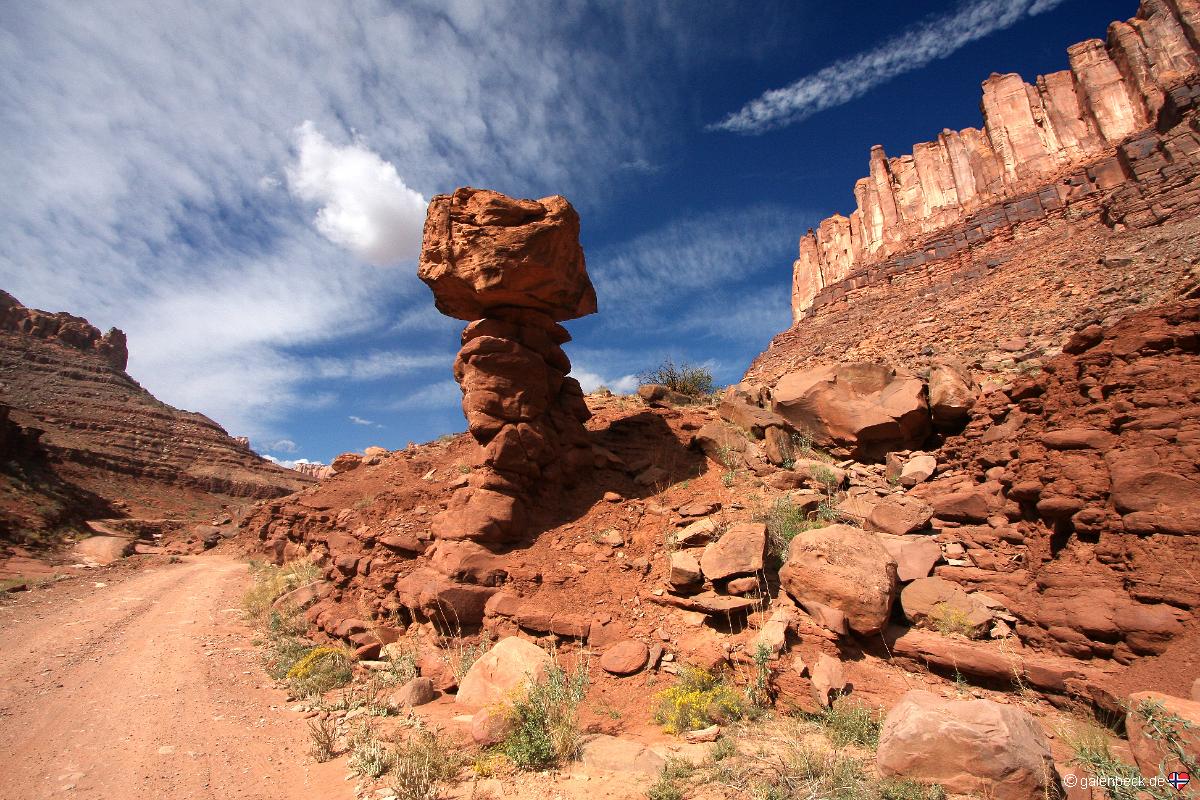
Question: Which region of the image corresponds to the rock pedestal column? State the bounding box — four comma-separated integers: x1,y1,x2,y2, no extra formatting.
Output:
418,187,597,544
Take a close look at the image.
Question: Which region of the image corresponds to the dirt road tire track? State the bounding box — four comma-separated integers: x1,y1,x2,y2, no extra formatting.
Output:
0,554,349,799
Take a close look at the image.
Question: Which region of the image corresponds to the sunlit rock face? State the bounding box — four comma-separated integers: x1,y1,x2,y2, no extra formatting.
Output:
790,0,1200,319
418,187,596,543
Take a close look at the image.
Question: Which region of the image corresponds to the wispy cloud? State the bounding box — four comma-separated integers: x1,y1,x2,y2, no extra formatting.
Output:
388,380,461,411
348,415,375,426
711,0,1067,134
570,368,639,395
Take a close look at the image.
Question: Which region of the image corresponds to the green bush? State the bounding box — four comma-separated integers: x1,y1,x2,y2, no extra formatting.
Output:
653,666,748,735
638,359,714,398
757,497,826,560
502,661,589,770
390,731,464,800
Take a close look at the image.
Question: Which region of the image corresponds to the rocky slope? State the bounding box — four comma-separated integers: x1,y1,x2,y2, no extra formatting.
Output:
0,290,311,545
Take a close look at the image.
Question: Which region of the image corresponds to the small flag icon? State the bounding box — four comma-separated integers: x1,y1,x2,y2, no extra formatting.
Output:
1169,772,1190,790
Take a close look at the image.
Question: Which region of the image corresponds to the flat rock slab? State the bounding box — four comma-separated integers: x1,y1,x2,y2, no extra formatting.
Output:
579,735,665,776
649,591,758,616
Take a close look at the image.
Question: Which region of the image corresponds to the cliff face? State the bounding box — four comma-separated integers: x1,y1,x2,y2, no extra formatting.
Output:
0,290,312,540
792,0,1200,319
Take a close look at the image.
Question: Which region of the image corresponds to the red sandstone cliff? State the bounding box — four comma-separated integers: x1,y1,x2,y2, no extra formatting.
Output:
792,0,1200,319
0,290,312,541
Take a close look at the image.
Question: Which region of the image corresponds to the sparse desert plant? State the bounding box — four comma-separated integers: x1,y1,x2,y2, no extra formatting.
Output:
389,730,465,800
307,715,339,763
638,359,714,399
654,665,748,735
878,779,947,800
708,735,737,763
646,775,685,800
1062,723,1144,800
929,603,980,639
286,645,354,697
442,631,493,683
757,497,827,560
1130,698,1200,790
348,735,392,779
812,696,884,749
501,659,590,770
242,558,321,622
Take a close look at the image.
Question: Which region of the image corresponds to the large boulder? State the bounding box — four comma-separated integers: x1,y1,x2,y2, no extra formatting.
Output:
927,360,977,428
866,495,934,536
456,636,552,707
877,690,1057,800
778,524,898,635
418,187,596,322
771,363,930,461
700,522,766,581
1125,691,1200,779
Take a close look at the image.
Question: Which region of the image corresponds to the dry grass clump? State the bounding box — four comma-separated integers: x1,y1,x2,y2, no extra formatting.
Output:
241,558,320,623
307,716,338,762
390,731,466,800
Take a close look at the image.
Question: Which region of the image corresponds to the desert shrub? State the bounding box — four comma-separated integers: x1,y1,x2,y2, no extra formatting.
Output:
349,736,392,779
1063,723,1144,800
878,779,947,800
646,776,685,800
307,716,338,763
265,635,315,681
654,666,748,735
390,731,465,800
502,661,590,770
443,631,493,683
708,735,737,763
929,603,980,639
287,645,353,697
638,359,714,398
242,558,321,622
812,697,884,749
757,497,826,560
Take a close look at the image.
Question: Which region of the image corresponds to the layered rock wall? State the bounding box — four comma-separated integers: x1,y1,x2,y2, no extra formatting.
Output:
0,291,311,533
792,0,1200,319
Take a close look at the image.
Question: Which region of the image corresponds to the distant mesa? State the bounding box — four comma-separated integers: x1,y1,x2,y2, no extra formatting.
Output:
791,0,1200,319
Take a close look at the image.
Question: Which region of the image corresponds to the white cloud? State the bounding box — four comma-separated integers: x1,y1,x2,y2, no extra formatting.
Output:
712,0,1067,133
268,438,298,453
571,369,640,395
263,455,323,469
349,415,375,426
287,122,428,266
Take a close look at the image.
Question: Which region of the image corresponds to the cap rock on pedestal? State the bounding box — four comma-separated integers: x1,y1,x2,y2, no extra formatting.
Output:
418,187,597,545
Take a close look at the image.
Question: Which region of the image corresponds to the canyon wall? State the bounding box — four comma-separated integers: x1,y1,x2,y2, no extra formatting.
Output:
792,0,1200,320
0,291,311,536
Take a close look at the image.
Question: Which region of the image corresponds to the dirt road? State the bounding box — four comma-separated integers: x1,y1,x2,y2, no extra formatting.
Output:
0,554,349,800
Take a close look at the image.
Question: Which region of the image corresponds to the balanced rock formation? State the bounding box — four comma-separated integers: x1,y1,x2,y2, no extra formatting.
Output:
420,188,595,543
0,290,311,540
790,0,1200,319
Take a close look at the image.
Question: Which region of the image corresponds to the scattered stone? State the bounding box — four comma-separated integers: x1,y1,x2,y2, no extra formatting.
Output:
580,735,665,776
635,466,670,486
600,640,650,675
811,654,847,707
683,725,721,743
330,452,362,473
674,517,717,547
876,537,941,582
387,677,435,709
603,491,621,503
928,360,977,428
900,577,994,638
471,706,514,746
866,495,934,536
669,551,703,590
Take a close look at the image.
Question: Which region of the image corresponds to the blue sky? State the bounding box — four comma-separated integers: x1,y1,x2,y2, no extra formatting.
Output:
0,0,1133,465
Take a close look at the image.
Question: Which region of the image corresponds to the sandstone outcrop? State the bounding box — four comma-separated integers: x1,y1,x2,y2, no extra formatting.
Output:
771,363,929,460
419,188,596,544
0,291,310,541
790,0,1200,319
